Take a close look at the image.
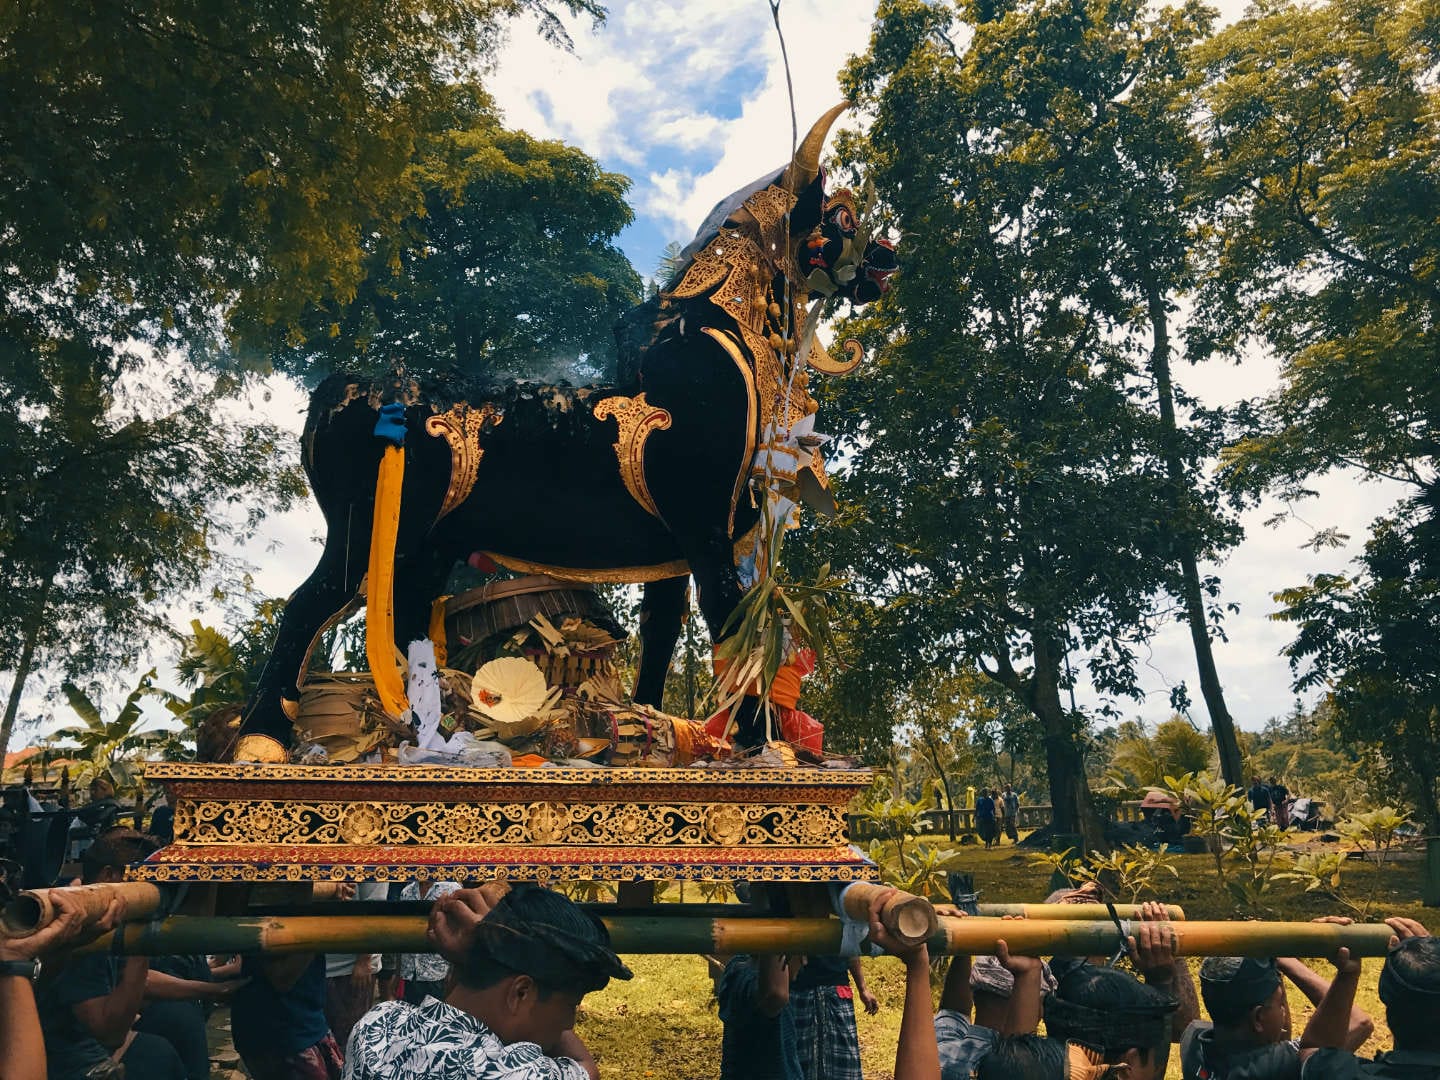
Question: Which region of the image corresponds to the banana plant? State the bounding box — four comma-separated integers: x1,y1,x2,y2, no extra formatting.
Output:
52,670,166,789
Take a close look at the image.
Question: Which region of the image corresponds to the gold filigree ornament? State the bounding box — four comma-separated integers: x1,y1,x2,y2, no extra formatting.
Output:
526,802,569,845
424,402,503,522
338,803,388,845
704,804,749,846
592,393,672,518
169,796,849,850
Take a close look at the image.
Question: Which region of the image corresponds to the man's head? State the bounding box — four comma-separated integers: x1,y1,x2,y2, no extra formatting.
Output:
1198,957,1289,1044
1004,784,1014,793
451,885,632,1054
88,777,115,801
1044,963,1177,1080
1379,935,1440,1052
80,827,157,884
975,1035,1064,1080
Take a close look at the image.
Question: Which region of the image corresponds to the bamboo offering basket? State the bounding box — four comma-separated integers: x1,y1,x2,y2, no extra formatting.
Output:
130,762,879,885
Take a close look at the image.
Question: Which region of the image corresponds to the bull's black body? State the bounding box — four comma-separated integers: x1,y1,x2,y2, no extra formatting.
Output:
236,173,834,757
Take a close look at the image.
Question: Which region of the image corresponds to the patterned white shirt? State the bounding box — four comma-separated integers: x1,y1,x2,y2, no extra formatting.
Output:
397,880,461,983
344,997,589,1080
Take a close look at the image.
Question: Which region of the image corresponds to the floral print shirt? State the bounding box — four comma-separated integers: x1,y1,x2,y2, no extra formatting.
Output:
343,997,588,1080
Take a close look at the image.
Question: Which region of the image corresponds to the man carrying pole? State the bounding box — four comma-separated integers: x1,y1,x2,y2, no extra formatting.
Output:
1300,918,1440,1080
1180,949,1374,1080
343,884,629,1080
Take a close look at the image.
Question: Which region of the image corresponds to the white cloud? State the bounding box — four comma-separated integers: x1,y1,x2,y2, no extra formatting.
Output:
489,0,878,254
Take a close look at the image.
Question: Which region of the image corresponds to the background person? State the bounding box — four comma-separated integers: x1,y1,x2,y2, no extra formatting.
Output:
1001,785,1020,843
975,790,998,850
1,890,122,1080
397,879,460,1005
32,827,186,1080
1301,917,1440,1079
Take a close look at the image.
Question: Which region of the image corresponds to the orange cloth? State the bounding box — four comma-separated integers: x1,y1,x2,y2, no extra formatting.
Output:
704,648,822,751
509,754,549,768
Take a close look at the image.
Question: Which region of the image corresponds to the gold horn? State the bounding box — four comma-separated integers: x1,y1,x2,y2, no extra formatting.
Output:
783,101,851,193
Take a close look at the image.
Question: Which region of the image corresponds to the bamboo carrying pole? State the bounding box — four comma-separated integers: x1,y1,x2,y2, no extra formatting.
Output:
0,882,163,938
973,903,1185,921
838,881,938,946
74,914,1398,958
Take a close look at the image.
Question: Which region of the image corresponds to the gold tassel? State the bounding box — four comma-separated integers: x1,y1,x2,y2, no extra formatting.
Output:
366,444,410,718
429,595,451,667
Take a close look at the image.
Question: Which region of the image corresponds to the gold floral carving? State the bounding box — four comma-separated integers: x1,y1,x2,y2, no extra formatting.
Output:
424,403,503,521
592,394,672,519
173,796,850,849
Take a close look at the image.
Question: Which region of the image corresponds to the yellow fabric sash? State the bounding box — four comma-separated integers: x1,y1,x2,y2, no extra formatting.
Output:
366,443,410,717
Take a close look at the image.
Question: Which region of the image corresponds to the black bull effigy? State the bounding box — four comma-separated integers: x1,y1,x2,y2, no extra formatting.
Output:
233,104,897,763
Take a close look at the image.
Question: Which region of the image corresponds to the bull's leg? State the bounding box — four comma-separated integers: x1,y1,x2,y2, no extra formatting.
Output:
236,512,369,758
633,575,688,708
678,526,765,750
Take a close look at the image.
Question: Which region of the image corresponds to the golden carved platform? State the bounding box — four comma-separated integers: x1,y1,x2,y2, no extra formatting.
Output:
132,762,879,885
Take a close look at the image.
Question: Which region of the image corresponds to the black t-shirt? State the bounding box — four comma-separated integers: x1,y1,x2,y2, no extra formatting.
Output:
1303,1048,1440,1080
1181,1021,1300,1080
791,955,850,991
1250,784,1273,810
34,954,122,1080
231,955,331,1058
718,957,802,1080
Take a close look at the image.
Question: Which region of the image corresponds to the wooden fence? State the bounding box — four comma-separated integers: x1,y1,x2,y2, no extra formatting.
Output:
848,800,1146,842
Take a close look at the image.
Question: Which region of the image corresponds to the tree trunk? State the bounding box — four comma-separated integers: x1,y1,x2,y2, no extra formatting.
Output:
1030,633,1105,849
1146,283,1245,787
0,574,52,767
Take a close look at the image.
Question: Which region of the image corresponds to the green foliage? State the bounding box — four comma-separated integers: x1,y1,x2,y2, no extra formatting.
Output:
710,517,846,731
0,0,604,369
1278,807,1413,916
1101,718,1215,798
155,600,290,753
1274,508,1440,831
1163,771,1291,911
1192,0,1439,501
858,785,965,899
51,670,166,790
830,0,1230,843
264,108,643,381
1027,848,1085,890
1028,843,1178,903
0,363,305,763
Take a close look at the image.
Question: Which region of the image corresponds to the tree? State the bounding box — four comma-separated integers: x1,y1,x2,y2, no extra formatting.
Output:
832,0,1225,845
1192,0,1438,518
1191,0,1439,822
1275,507,1440,831
0,362,306,765
1101,717,1215,797
0,0,604,370
261,102,643,381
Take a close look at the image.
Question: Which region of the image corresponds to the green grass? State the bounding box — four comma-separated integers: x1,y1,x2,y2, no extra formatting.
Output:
574,845,1432,1080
